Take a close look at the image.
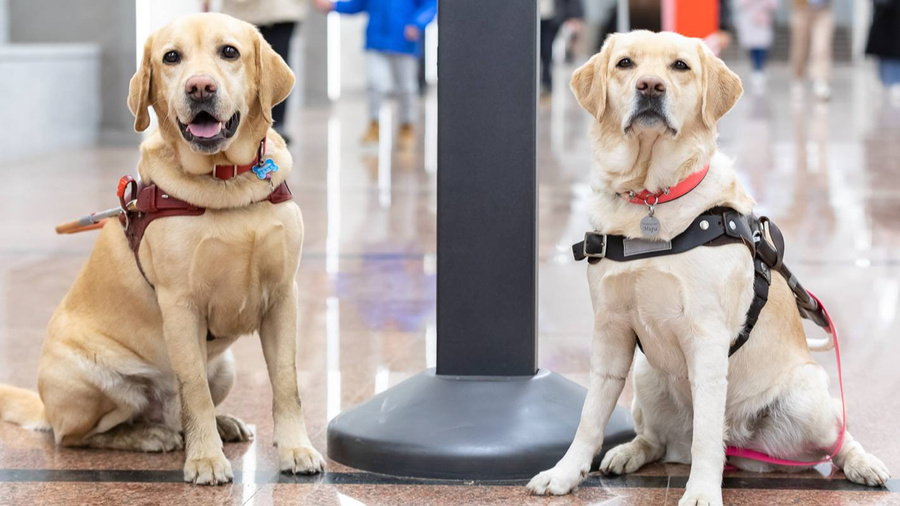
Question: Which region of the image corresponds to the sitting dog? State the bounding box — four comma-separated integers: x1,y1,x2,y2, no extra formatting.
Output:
0,13,325,485
527,31,889,504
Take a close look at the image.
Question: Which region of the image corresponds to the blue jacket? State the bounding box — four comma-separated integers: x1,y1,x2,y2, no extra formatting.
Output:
335,0,437,56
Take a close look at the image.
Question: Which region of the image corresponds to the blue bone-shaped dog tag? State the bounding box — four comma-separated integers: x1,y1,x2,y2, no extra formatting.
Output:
252,158,279,180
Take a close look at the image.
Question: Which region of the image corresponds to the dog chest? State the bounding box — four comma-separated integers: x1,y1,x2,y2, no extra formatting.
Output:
143,202,303,334
589,246,754,378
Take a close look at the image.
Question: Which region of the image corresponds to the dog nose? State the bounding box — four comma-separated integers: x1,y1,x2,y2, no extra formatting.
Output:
184,75,217,101
636,76,666,98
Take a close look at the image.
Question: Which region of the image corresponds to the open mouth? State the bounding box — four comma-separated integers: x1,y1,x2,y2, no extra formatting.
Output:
177,111,241,146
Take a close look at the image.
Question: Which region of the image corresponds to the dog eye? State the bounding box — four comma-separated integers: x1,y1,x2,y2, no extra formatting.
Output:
672,60,690,71
163,51,181,64
221,45,240,60
616,57,633,69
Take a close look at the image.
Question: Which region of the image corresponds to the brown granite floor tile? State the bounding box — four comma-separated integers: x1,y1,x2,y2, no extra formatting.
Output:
0,482,254,506
257,484,672,506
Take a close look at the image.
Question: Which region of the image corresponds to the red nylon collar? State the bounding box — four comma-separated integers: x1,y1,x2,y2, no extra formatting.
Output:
620,164,710,205
212,138,266,180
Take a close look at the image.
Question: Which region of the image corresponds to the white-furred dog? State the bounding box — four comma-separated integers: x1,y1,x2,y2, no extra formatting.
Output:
527,31,890,505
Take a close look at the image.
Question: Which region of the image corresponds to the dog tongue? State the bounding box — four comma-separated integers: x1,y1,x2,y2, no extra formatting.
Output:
187,120,221,138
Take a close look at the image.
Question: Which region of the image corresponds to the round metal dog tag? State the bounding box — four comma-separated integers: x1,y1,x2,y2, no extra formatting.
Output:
640,215,660,237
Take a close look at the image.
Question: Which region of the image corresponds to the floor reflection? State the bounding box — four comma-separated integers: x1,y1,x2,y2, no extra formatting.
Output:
0,63,899,504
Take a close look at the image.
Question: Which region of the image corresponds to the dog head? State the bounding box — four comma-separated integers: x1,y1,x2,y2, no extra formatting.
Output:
571,30,742,139
127,13,294,155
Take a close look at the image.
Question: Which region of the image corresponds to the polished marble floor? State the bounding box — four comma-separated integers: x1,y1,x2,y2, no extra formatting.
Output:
2,62,900,505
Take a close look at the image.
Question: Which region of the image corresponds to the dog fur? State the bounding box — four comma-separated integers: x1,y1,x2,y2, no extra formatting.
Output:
526,31,890,505
0,13,325,485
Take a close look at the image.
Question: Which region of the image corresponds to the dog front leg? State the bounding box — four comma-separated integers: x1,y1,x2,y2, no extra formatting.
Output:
527,316,635,495
159,293,231,485
679,332,730,506
259,283,325,475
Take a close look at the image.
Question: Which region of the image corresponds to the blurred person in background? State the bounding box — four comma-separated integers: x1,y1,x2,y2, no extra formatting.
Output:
215,0,308,143
314,0,437,149
735,0,778,93
790,0,834,101
866,0,900,105
540,0,584,97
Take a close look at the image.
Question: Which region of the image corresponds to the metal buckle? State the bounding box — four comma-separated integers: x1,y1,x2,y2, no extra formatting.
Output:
583,231,607,259
758,217,777,252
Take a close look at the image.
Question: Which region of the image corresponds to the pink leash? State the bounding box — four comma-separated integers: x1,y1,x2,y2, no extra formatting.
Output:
725,291,846,467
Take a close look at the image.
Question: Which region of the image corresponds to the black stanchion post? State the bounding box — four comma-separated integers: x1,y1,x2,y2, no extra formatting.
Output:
326,0,634,479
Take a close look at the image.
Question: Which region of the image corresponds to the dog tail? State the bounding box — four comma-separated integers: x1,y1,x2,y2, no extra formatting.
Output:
0,384,51,431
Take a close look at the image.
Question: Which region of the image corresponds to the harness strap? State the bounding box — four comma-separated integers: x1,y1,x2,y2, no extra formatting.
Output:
120,181,294,286
573,208,755,263
572,207,770,356
572,211,846,466
730,258,771,356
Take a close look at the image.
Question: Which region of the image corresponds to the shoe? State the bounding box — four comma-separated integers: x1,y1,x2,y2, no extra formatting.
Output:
813,81,831,101
361,120,379,144
398,123,416,151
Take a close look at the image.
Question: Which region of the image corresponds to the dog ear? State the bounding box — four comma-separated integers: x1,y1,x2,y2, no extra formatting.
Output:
700,43,742,128
570,33,617,119
127,36,154,133
255,30,295,125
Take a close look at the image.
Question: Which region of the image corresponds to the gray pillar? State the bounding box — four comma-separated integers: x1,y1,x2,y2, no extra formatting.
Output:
0,0,8,43
617,0,631,32
326,0,634,480
303,8,330,106
436,0,538,377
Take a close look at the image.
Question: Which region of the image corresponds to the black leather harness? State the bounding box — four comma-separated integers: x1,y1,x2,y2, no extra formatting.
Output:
572,207,830,356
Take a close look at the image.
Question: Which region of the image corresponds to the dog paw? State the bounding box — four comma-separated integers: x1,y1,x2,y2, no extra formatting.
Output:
216,415,254,443
138,425,184,452
600,441,651,475
526,465,587,496
843,451,891,487
279,445,326,475
184,453,233,485
678,487,722,506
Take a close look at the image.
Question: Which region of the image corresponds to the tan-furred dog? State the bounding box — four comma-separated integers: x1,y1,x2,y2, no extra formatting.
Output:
0,13,325,485
527,31,890,505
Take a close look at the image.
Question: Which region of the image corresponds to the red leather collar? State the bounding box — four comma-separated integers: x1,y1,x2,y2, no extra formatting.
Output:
212,138,267,180
620,164,710,205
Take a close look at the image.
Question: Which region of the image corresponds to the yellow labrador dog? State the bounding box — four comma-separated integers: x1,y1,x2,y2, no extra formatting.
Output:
527,31,889,504
0,13,324,485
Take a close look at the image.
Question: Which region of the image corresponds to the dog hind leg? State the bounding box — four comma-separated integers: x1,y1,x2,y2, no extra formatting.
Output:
206,350,253,443
827,391,891,487
734,364,889,486
78,422,184,452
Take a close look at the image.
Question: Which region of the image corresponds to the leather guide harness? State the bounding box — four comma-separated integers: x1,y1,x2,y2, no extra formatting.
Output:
116,138,294,285
571,207,832,356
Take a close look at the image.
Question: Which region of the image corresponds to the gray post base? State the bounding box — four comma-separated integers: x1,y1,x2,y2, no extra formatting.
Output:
326,368,635,480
